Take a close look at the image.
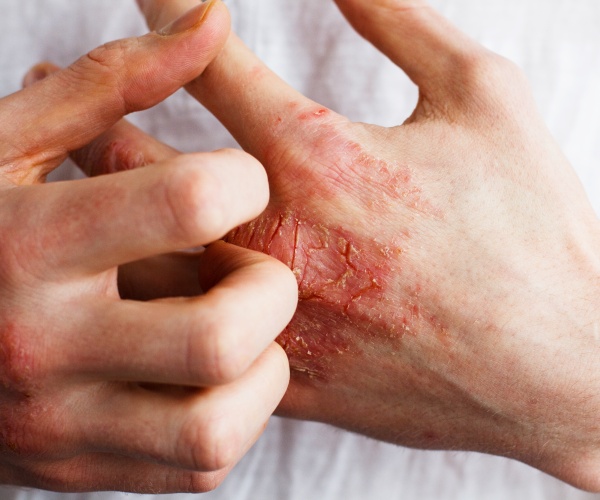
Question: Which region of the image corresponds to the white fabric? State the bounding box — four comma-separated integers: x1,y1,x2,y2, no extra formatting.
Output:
1,0,600,498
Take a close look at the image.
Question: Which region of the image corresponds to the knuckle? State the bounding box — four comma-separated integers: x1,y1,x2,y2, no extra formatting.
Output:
162,159,227,246
170,471,225,493
85,38,140,75
0,321,42,393
1,403,54,459
29,465,75,492
456,50,532,108
77,138,148,177
457,50,500,85
178,414,239,472
0,237,22,284
65,38,142,113
269,258,300,301
194,316,245,385
267,342,292,384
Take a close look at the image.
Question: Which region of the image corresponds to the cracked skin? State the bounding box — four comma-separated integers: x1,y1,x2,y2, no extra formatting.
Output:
227,210,390,379
224,114,447,380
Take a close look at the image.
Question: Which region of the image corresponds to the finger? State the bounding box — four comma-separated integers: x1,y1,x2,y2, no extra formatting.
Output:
138,0,343,165
333,0,486,98
22,61,60,88
83,343,289,473
119,252,203,301
71,118,180,177
4,151,268,277
18,453,230,493
23,63,180,177
137,0,200,31
61,243,297,385
0,0,229,182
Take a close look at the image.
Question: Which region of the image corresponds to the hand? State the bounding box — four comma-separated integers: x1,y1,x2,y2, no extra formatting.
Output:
0,1,297,493
138,0,600,491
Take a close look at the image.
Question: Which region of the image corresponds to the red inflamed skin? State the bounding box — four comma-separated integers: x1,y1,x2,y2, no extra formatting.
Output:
130,0,600,492
226,107,445,380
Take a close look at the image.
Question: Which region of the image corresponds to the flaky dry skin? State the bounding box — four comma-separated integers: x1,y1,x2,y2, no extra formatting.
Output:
225,113,438,379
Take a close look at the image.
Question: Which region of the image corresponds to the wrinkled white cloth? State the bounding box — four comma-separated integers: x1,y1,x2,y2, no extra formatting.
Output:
1,0,600,499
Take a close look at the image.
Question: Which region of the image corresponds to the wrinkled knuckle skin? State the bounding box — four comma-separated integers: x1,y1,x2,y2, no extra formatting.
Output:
0,243,22,287
163,162,227,246
178,416,238,472
66,38,142,111
74,138,149,177
268,342,292,383
85,38,141,75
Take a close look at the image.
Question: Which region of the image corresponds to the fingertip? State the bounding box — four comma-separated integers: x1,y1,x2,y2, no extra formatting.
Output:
157,0,224,37
22,62,60,88
268,342,292,387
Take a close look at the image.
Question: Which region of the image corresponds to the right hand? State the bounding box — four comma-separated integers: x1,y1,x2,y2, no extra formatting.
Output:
0,1,297,493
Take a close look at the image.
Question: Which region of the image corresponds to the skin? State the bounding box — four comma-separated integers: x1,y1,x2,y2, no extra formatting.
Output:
131,0,600,492
0,2,297,494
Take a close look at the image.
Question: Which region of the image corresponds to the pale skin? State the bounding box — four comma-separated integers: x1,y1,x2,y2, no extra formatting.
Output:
129,0,600,492
0,2,298,493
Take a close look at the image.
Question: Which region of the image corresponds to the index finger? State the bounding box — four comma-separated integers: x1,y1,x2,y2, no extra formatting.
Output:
138,0,336,167
0,0,229,182
2,150,269,278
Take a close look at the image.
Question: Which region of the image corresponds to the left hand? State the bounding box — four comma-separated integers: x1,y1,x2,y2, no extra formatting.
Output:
134,0,600,491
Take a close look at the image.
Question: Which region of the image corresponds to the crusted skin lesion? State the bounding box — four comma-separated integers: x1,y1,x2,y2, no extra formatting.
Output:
226,209,391,379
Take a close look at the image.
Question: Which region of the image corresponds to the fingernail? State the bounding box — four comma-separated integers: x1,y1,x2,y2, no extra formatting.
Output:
22,64,52,88
158,0,220,36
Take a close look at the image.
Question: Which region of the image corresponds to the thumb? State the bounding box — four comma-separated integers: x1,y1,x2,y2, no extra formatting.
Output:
22,62,61,88
334,0,484,101
137,0,203,32
0,0,230,177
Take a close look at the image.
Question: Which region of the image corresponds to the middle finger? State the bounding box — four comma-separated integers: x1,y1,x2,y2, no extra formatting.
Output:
58,243,298,386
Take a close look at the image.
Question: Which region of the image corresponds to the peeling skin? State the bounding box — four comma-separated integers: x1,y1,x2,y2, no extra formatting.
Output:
338,143,443,219
227,118,449,380
227,207,449,380
227,210,392,377
264,113,443,221
298,108,329,121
